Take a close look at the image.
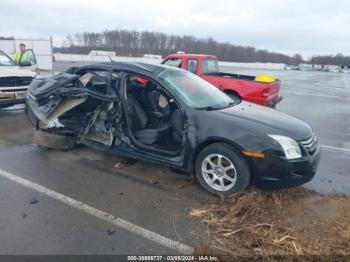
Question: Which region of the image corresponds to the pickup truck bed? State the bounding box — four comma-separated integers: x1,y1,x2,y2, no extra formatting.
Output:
205,72,256,81
202,72,282,107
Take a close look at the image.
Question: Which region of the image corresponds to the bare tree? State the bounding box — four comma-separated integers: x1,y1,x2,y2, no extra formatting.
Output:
52,29,311,64
310,53,350,66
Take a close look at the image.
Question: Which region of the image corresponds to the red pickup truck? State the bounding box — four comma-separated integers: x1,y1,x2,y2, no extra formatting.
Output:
161,53,282,107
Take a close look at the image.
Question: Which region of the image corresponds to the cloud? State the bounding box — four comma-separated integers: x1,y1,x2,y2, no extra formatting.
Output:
0,0,349,56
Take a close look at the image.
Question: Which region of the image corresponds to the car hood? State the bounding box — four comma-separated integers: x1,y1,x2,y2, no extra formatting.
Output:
212,101,312,141
0,66,36,78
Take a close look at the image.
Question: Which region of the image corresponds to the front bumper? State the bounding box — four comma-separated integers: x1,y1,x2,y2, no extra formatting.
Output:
250,144,321,189
0,88,28,108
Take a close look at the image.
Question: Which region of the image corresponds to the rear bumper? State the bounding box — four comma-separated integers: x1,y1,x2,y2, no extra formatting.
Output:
0,89,28,108
245,95,283,108
267,96,283,108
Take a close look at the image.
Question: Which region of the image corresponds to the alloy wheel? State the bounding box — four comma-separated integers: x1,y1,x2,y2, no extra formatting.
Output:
201,154,237,192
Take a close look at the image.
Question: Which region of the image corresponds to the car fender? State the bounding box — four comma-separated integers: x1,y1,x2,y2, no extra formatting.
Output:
185,136,247,173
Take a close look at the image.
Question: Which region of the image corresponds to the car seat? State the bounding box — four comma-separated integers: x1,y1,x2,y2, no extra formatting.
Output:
127,95,170,145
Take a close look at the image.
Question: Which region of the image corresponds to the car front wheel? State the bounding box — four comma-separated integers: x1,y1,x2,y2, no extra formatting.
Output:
195,143,251,197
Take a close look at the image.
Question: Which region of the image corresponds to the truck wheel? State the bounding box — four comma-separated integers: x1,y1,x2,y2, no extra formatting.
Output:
224,91,240,100
34,130,75,151
195,143,251,197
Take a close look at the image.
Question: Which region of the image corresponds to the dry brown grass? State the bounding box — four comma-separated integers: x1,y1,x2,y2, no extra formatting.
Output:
190,187,350,260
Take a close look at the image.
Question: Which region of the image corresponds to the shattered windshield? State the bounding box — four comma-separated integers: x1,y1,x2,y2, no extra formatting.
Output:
0,50,16,66
158,69,238,110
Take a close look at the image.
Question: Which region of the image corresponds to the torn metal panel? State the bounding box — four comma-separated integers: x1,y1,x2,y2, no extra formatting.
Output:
39,119,64,129
83,128,114,146
46,96,88,122
29,96,88,124
27,71,120,141
28,72,118,114
29,73,82,100
79,102,115,146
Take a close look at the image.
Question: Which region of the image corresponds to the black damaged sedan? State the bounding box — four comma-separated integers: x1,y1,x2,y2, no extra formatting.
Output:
26,62,321,196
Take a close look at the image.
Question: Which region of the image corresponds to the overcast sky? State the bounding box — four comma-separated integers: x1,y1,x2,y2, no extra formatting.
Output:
1,0,349,58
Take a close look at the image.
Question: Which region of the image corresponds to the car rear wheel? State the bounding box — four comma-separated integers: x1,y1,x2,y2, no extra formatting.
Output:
195,143,250,197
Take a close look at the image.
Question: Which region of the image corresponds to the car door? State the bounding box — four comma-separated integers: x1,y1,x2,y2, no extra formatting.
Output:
120,71,187,165
18,49,38,72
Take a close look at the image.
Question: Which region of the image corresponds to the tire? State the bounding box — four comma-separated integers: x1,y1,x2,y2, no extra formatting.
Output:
195,143,251,197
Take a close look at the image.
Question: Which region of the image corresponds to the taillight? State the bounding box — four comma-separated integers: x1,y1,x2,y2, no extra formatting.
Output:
262,87,271,97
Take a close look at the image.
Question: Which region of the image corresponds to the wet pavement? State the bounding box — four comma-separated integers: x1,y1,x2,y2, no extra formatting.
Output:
0,63,349,254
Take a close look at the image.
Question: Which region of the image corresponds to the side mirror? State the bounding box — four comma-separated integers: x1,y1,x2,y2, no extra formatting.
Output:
19,60,32,67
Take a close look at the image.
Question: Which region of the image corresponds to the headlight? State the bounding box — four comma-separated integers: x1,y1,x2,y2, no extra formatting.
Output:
268,135,302,159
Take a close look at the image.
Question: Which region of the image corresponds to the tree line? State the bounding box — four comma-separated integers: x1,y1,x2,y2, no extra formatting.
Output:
54,29,303,65
0,36,14,40
309,53,350,66
2,30,349,65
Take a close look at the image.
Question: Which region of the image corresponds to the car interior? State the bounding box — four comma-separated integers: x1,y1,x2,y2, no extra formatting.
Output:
125,76,183,152
78,70,110,94
56,69,115,132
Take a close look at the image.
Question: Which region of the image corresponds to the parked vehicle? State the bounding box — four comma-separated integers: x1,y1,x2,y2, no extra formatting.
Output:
0,49,37,108
26,62,320,196
162,53,282,107
143,54,162,59
89,50,116,56
340,66,350,74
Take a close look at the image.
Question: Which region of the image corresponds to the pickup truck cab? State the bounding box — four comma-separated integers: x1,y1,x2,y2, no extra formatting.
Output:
162,53,282,107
